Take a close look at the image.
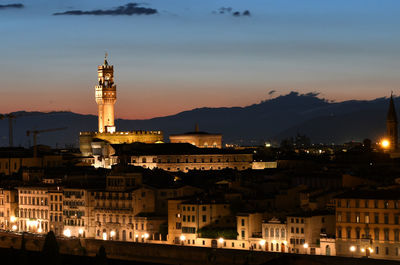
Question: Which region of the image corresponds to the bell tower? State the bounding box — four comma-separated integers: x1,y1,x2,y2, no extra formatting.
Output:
95,53,117,133
387,92,398,150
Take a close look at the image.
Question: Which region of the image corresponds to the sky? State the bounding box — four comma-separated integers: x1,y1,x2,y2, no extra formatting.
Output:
1,0,400,119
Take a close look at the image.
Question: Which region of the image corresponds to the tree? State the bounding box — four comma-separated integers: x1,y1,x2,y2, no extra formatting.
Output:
41,231,60,265
95,245,108,265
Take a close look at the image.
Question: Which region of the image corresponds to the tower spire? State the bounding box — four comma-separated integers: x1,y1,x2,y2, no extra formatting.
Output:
387,92,398,150
104,52,108,66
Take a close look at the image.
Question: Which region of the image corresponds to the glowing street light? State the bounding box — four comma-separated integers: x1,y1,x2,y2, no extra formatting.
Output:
218,237,224,244
38,227,42,233
144,233,149,239
259,240,266,246
102,232,107,240
350,246,356,252
381,139,390,149
63,229,71,238
12,225,17,231
78,229,84,236
303,243,309,249
10,216,16,223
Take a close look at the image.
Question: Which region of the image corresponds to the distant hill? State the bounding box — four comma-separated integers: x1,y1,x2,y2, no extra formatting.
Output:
0,92,392,148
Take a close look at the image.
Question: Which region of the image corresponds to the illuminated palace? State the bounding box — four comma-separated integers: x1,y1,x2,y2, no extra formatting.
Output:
79,56,163,166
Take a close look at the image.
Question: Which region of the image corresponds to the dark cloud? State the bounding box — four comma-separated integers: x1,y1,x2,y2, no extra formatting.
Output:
0,3,24,9
213,7,251,17
268,90,276,95
53,3,157,16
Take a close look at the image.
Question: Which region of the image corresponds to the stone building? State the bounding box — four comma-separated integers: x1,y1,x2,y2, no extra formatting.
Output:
120,143,253,173
79,57,163,159
167,197,233,245
17,186,50,234
49,188,63,236
63,188,89,238
286,211,335,255
335,189,400,260
169,125,222,148
0,188,18,230
261,217,288,252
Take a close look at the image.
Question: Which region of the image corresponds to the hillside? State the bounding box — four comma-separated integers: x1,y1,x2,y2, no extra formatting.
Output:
0,92,391,147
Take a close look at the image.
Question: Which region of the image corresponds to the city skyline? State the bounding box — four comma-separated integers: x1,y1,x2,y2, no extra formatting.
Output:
2,0,400,118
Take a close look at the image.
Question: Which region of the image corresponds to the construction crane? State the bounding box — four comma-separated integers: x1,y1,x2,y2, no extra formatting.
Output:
0,113,17,147
27,127,67,158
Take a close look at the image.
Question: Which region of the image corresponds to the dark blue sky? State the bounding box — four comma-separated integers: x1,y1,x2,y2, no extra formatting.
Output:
1,0,400,118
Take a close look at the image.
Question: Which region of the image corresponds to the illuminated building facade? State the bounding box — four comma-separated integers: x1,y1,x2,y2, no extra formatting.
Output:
0,188,18,230
79,57,163,160
169,125,222,149
167,198,233,245
63,188,89,238
96,55,116,134
49,188,63,236
335,190,400,260
286,212,335,255
17,187,50,234
261,217,288,252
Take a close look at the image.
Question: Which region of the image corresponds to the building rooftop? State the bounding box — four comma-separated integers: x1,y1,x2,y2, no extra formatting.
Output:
335,189,400,200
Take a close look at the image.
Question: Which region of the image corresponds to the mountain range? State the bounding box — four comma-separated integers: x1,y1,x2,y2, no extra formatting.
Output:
0,92,392,148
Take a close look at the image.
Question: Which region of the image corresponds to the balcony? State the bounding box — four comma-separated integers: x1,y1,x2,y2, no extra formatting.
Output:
251,232,262,238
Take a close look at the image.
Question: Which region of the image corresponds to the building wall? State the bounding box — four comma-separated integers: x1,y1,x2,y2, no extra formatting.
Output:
261,221,288,252
169,134,222,149
0,156,64,175
17,187,50,234
63,188,89,238
49,189,63,236
0,189,18,230
336,198,400,260
130,153,253,173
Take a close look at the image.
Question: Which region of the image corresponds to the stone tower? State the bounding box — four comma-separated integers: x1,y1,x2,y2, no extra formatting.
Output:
95,55,117,133
387,93,398,150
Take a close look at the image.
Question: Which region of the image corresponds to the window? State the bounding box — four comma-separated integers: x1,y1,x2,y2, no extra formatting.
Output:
376,247,379,254
384,214,389,224
337,227,342,239
241,219,245,226
281,229,285,238
374,213,379,224
265,228,269,237
384,229,389,241
202,215,206,222
346,212,351,222
337,200,342,207
374,200,378,208
364,200,369,208
346,200,350,208
374,228,379,240
365,213,370,224
346,228,351,239
301,228,304,234
395,230,399,242
356,228,360,239
270,228,274,237
296,228,299,234
384,201,389,209
355,200,359,208
356,213,360,223
395,215,399,225
241,230,245,238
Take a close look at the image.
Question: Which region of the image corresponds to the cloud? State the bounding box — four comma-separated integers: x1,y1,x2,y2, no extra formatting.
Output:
268,90,276,95
53,3,157,16
0,4,24,9
213,7,251,17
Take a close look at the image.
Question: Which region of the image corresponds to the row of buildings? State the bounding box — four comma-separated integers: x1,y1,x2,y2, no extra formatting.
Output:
2,169,400,261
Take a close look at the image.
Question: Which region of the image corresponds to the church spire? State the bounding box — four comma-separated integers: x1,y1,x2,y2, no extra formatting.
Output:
387,92,397,122
387,92,398,150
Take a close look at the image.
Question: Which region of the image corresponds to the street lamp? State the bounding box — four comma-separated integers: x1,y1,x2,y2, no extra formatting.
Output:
218,237,224,248
350,245,356,257
180,235,186,245
63,229,71,238
381,139,390,149
303,243,309,254
12,225,17,231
